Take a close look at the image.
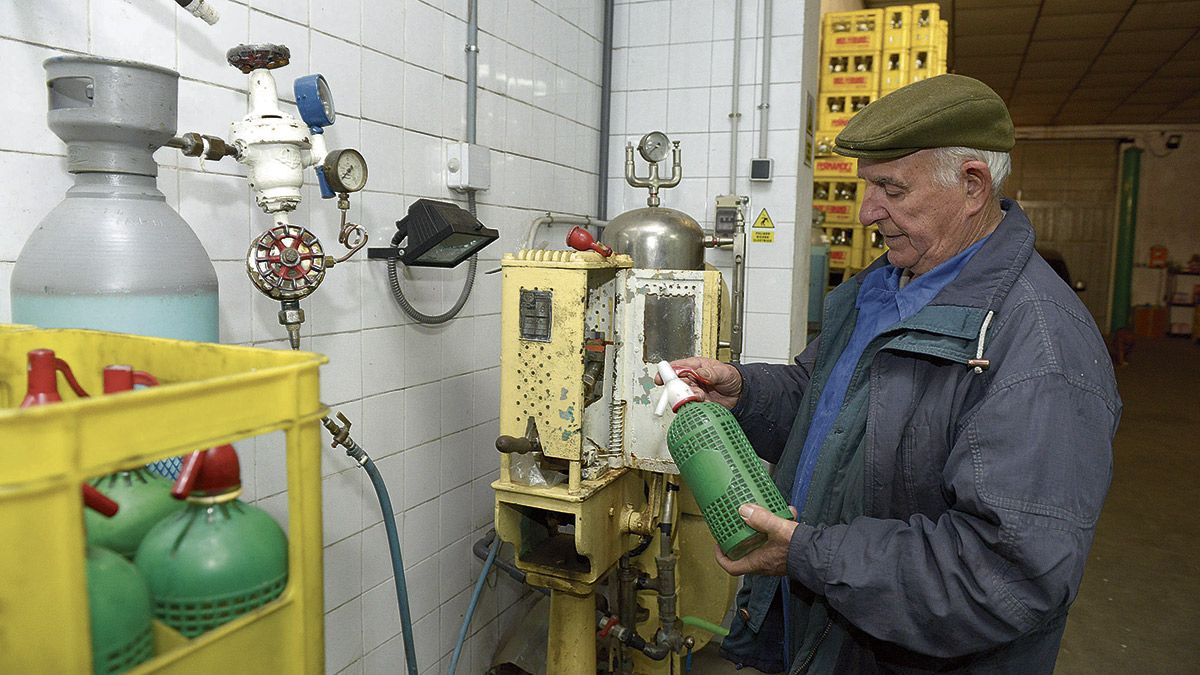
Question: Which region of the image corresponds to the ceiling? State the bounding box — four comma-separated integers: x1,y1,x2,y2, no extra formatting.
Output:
862,0,1200,126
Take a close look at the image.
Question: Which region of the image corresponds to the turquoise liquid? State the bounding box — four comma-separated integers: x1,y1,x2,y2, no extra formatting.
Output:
12,292,219,343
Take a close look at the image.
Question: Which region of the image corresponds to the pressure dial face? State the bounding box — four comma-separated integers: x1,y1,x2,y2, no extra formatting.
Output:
294,74,336,129
322,148,368,193
637,131,672,162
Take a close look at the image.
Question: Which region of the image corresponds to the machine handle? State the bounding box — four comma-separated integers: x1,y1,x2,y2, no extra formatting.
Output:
495,435,535,454
566,226,613,257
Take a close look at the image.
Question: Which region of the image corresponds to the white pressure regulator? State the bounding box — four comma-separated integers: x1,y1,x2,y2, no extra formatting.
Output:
220,44,369,348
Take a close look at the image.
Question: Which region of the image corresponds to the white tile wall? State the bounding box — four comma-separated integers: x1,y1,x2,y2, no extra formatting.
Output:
1,0,604,672
609,0,821,363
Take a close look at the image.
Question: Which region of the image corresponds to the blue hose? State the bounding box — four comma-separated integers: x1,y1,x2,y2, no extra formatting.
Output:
360,455,419,675
449,533,500,674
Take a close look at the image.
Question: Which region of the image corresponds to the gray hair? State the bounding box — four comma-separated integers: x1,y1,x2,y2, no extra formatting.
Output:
930,147,1011,194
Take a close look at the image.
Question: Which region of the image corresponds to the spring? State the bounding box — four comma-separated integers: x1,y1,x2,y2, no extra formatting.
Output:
608,397,626,457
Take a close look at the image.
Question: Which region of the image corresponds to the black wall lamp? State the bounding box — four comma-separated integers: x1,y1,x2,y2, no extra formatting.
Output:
368,198,499,268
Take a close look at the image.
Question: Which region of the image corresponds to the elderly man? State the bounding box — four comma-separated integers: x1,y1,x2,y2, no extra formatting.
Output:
667,75,1121,673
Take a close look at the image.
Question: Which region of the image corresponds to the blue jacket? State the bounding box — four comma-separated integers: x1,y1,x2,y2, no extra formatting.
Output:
720,201,1121,673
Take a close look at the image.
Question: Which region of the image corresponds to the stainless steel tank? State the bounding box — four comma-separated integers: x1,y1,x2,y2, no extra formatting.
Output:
603,206,705,270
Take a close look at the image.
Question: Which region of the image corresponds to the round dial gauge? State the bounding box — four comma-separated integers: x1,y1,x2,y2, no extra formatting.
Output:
322,148,369,193
637,131,672,162
294,74,336,129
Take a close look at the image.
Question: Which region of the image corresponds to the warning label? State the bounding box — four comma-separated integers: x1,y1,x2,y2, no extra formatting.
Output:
753,209,775,229
751,230,775,243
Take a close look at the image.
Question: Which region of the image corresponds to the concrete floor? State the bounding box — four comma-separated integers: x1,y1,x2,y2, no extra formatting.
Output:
693,337,1200,674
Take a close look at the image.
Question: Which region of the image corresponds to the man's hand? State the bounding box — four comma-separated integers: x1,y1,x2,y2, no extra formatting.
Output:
716,504,800,577
654,356,743,410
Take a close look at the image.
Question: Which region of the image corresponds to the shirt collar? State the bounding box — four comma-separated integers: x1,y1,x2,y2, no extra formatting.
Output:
856,234,992,320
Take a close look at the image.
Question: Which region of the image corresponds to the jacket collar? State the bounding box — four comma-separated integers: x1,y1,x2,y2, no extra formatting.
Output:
847,199,1036,367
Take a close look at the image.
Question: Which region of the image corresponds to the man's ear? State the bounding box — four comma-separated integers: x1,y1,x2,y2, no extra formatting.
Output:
961,159,993,214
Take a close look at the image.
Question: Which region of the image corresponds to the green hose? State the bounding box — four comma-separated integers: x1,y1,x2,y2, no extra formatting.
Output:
681,615,729,637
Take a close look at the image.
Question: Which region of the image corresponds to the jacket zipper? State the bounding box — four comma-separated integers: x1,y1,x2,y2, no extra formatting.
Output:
789,619,833,675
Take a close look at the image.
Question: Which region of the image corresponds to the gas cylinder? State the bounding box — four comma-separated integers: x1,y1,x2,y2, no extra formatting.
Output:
84,486,155,675
10,55,218,342
85,366,185,558
654,361,792,560
134,445,288,637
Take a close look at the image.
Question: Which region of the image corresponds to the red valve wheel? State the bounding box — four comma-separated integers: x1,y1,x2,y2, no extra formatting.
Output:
247,223,327,301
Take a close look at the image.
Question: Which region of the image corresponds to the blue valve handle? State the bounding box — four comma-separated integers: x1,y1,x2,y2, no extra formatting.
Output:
315,166,335,199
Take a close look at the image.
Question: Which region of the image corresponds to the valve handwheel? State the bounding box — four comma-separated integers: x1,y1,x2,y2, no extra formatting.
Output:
227,43,291,73
247,223,327,300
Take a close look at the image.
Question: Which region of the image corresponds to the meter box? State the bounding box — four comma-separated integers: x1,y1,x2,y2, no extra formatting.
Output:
881,49,909,92
911,4,941,47
883,6,911,49
822,9,884,53
821,52,882,93
814,155,858,179
813,179,863,225
818,93,874,131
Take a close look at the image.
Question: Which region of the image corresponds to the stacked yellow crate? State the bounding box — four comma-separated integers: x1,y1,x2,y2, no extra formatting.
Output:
816,9,881,271
816,4,951,276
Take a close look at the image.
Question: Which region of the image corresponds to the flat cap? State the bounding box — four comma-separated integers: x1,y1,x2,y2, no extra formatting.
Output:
834,74,1014,160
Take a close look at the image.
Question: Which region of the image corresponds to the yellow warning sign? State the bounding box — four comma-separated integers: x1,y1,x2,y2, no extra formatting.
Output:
753,209,774,229
751,230,775,243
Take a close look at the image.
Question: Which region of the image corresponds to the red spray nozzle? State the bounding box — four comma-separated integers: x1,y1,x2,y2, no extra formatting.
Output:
102,365,160,394
566,226,613,257
82,483,119,517
172,445,241,500
22,349,89,408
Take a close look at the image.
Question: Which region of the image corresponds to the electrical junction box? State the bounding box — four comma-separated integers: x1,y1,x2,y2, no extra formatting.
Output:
749,157,773,182
446,142,491,192
714,194,747,236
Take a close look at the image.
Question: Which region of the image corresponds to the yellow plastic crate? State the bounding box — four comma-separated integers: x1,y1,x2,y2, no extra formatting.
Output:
880,49,909,90
911,3,941,46
822,224,865,270
861,224,889,267
823,9,884,53
814,179,863,225
813,154,858,179
0,327,327,674
818,93,875,132
911,44,941,82
821,51,882,93
814,129,840,157
883,6,911,49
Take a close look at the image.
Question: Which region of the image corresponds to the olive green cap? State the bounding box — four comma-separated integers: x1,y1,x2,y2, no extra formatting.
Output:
834,74,1015,160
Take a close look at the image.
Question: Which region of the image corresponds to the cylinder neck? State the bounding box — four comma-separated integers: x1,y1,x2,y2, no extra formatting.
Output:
66,172,164,198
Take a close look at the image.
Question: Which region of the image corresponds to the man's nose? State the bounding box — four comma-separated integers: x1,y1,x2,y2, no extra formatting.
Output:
859,189,884,225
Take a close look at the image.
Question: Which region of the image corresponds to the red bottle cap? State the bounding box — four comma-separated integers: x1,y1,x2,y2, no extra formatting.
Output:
102,365,160,394
82,483,119,517
172,445,242,499
22,349,89,408
566,226,613,257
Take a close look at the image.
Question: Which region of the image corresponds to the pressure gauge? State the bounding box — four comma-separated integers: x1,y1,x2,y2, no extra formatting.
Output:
637,131,672,163
322,149,368,193
294,74,335,132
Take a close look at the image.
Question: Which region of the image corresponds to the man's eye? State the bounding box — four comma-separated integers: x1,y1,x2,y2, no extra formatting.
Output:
884,188,902,197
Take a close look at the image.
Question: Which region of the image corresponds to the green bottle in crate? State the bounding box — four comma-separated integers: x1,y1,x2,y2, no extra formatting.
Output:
655,361,793,560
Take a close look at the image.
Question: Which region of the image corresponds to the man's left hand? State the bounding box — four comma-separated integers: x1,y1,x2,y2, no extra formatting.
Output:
716,503,800,577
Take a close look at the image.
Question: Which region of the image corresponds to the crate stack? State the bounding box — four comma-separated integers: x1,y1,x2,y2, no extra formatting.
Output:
815,4,949,279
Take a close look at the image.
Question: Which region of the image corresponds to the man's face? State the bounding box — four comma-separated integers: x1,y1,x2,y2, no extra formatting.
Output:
857,150,974,275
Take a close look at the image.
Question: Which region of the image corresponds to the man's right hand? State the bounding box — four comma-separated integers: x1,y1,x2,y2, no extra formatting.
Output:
655,357,743,410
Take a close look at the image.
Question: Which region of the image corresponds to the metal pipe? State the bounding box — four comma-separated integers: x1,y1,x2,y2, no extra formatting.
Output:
466,0,479,145
1111,146,1141,332
729,0,743,194
757,0,773,159
525,212,609,250
598,0,615,220
731,219,747,362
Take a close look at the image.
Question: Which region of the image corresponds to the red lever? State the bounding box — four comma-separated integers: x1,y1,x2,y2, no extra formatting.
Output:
566,227,613,257
172,445,242,499
22,349,89,408
103,365,160,394
82,483,119,517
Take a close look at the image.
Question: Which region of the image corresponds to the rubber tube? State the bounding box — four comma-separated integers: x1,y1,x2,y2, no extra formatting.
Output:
681,615,730,637
449,534,500,674
360,456,419,675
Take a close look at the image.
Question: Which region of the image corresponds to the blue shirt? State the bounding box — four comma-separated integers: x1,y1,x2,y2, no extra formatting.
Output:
789,236,991,511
